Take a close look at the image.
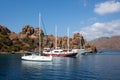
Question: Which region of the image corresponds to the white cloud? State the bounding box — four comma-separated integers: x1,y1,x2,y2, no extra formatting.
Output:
94,1,120,15
87,17,97,23
79,19,120,40
79,17,97,26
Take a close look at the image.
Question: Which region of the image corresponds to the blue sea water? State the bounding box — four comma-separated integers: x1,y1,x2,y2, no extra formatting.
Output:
0,50,120,80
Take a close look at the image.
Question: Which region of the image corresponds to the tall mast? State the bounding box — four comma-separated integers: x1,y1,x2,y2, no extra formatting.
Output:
39,13,41,54
55,25,57,49
67,27,69,52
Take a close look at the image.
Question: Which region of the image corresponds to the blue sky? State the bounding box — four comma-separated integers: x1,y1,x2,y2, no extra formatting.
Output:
0,0,120,40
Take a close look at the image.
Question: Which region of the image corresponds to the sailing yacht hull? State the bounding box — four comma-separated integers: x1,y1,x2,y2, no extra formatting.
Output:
42,52,78,57
22,55,52,62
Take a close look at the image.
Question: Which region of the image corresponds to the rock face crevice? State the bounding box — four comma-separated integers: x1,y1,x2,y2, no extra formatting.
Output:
0,25,97,53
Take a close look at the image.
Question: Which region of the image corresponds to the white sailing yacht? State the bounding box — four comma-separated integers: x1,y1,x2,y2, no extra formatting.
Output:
21,13,53,61
43,27,78,57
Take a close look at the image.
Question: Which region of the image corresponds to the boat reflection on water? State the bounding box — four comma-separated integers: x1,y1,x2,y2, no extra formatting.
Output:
21,57,78,68
21,60,53,68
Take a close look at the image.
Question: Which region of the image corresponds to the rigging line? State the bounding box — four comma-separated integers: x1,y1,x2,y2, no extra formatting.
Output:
41,15,47,35
40,13,50,47
41,18,50,47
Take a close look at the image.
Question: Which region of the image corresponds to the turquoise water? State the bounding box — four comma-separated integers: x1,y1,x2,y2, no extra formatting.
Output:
0,50,120,80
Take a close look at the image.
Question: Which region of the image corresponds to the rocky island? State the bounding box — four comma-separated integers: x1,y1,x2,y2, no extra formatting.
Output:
0,25,97,54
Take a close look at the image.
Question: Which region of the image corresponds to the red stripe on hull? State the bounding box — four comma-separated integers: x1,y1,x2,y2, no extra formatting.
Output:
42,53,78,57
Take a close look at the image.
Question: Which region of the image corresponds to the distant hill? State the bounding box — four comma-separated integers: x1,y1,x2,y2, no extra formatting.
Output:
90,36,120,50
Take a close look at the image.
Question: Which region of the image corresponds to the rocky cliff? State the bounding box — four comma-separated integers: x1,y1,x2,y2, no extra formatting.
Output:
0,25,97,53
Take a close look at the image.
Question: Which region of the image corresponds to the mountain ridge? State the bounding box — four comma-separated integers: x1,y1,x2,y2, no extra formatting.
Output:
90,36,120,50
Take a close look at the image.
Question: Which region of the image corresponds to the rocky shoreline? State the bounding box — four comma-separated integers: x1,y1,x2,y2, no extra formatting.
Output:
0,51,28,54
